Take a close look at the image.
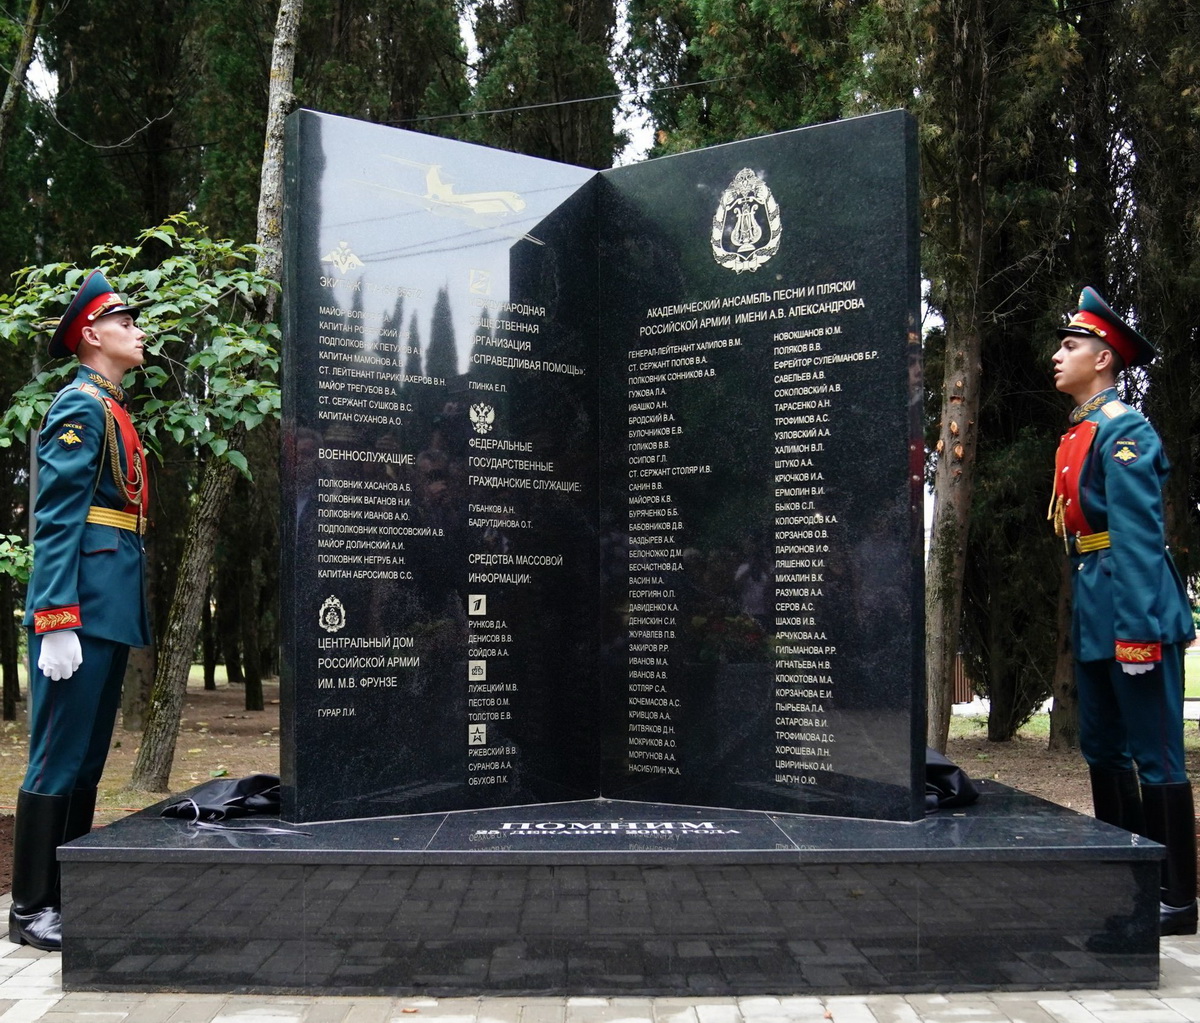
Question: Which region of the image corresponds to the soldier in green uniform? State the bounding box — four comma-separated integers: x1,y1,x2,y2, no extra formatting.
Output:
1049,286,1197,935
9,271,151,951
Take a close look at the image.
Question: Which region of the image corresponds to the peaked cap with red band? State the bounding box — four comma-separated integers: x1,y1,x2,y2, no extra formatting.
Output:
48,269,142,359
1056,286,1156,368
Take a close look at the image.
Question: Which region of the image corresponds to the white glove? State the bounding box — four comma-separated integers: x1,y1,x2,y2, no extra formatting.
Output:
38,631,83,681
1120,661,1154,676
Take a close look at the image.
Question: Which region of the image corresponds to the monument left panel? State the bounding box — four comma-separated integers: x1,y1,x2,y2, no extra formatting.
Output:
281,110,600,822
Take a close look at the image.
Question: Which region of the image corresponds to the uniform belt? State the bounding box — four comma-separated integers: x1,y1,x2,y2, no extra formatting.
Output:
1074,531,1110,554
86,506,145,534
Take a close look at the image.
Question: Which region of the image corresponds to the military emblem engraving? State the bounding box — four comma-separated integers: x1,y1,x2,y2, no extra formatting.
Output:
470,402,496,434
318,594,347,633
322,242,365,275
711,168,782,273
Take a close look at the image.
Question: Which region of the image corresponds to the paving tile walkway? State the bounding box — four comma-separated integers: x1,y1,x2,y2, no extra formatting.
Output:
1,909,1197,1023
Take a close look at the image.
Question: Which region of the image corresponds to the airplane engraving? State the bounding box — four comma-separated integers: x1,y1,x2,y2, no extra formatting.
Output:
356,157,542,244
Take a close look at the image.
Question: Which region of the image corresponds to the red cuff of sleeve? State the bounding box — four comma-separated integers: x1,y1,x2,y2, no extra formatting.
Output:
1115,641,1161,664
33,605,81,633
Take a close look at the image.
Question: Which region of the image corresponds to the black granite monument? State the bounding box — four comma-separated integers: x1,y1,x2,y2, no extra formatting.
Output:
59,785,1161,994
596,113,923,820
280,111,602,821
279,107,923,824
57,110,1162,996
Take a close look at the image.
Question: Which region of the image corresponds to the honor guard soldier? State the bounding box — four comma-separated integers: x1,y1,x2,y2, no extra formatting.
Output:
1049,286,1197,935
9,271,151,950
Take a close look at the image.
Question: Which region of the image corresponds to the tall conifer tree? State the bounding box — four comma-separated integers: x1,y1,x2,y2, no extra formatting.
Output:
467,0,622,167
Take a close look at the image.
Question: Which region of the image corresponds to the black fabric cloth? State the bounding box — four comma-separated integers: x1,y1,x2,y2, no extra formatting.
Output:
160,773,280,822
925,748,979,813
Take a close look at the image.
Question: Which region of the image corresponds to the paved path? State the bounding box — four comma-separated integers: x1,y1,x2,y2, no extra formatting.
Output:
1,909,1198,1023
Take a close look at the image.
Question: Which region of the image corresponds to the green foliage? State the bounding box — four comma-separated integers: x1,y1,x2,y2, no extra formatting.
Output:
849,1,1088,741
0,214,280,477
9,0,472,262
1117,1,1200,584
294,0,470,132
185,0,277,242
31,1,202,262
468,0,623,167
0,7,20,55
626,0,870,154
0,0,1191,757
0,535,33,586
960,427,1061,734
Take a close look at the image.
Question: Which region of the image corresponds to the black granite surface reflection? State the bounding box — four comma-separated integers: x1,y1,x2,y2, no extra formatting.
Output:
60,780,1160,995
598,112,923,819
60,782,1163,865
282,111,599,822
282,110,925,826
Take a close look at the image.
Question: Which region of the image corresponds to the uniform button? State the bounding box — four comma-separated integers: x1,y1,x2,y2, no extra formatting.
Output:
1077,564,1083,571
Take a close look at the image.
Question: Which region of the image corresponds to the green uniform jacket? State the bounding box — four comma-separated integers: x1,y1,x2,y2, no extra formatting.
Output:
23,367,151,648
1056,388,1194,664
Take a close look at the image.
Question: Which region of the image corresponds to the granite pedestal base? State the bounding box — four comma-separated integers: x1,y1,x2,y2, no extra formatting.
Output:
59,780,1162,996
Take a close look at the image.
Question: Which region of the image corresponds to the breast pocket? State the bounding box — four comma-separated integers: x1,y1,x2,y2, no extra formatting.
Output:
81,522,119,555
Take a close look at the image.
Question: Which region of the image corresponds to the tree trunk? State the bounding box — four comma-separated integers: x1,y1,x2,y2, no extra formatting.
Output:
925,318,983,751
239,571,261,688
924,0,989,753
255,0,303,316
984,563,1015,742
130,450,240,791
122,529,157,731
240,564,264,711
216,568,244,686
0,0,45,163
128,0,299,791
201,589,216,690
244,674,264,712
1047,561,1079,751
240,0,299,708
1047,0,1111,755
121,645,155,733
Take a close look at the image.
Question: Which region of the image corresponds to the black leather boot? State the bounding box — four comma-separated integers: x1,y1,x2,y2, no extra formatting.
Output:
8,789,69,950
1090,766,1146,835
1142,782,1198,936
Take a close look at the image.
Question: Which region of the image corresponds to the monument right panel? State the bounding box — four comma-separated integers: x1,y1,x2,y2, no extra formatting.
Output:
598,110,924,821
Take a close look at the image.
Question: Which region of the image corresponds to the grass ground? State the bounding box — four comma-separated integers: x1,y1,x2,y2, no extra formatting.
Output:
948,696,1200,815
